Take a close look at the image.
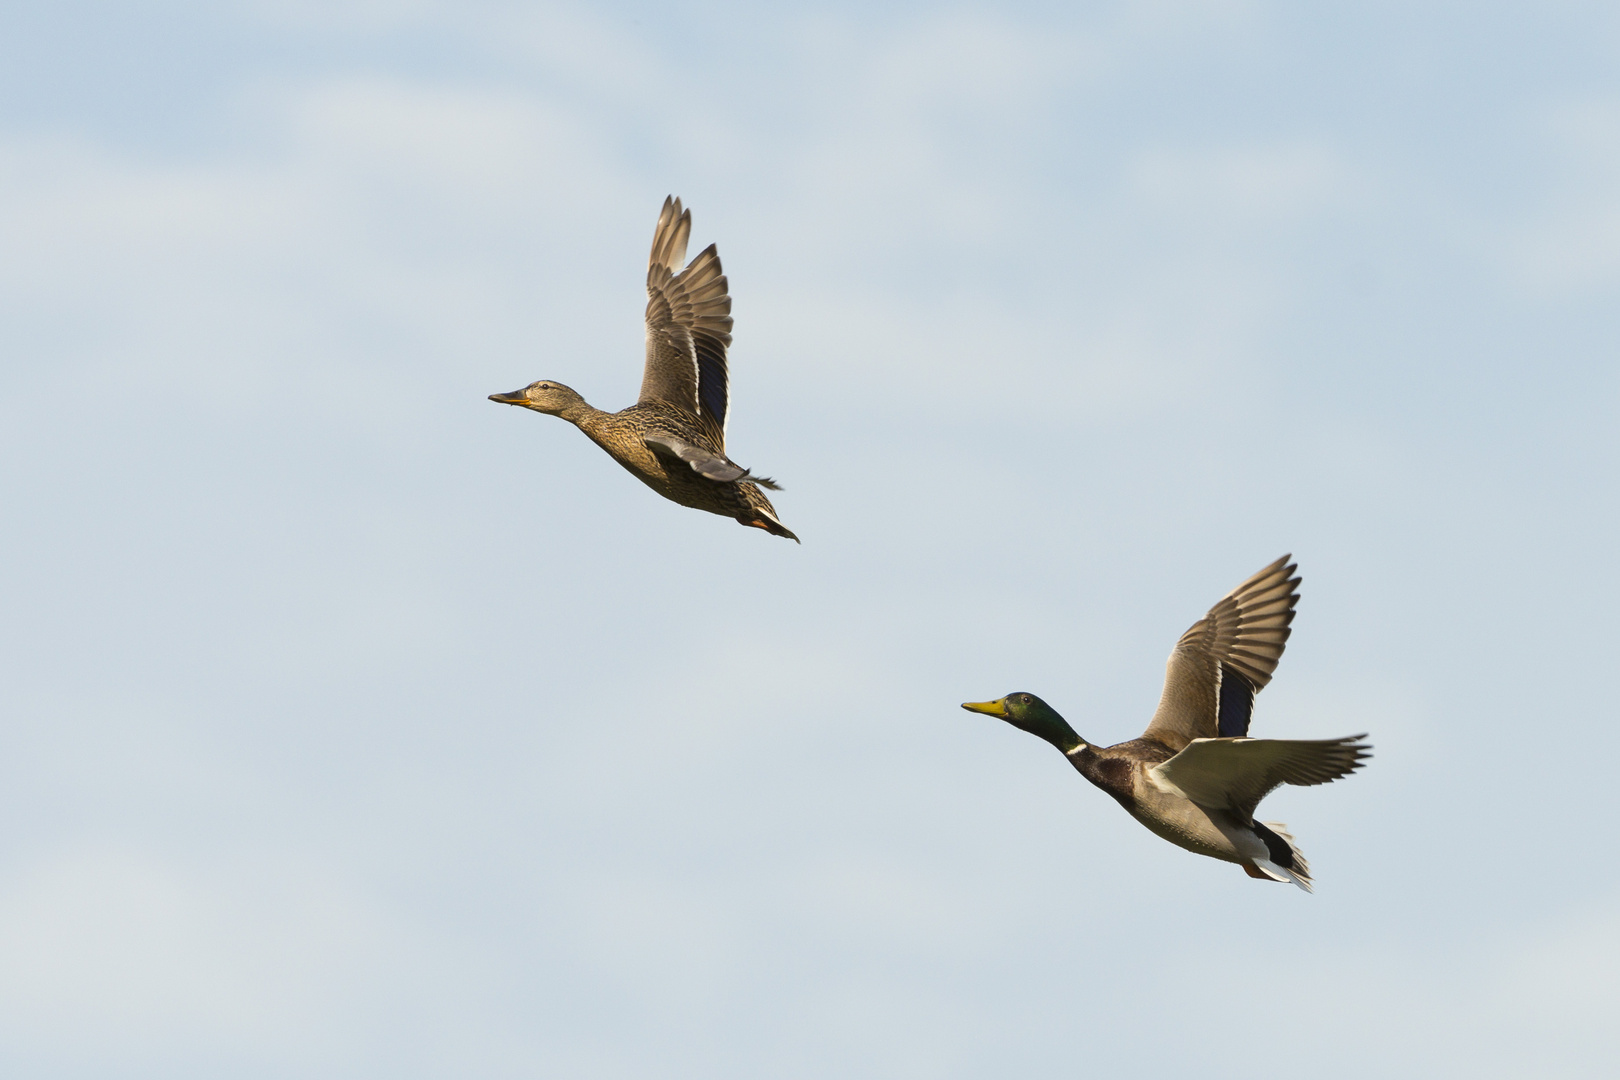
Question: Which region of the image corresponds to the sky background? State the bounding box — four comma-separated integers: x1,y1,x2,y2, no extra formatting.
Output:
1,1,1618,1076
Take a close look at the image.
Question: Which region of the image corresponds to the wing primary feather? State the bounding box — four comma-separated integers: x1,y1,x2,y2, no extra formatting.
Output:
1149,734,1371,820
1141,556,1304,750
641,206,732,430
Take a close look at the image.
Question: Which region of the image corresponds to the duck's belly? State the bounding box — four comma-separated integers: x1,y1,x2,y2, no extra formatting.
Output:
604,446,747,517
1124,795,1250,865
651,465,758,516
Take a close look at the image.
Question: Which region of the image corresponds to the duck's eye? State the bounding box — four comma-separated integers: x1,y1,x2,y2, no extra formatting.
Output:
1020,694,1032,705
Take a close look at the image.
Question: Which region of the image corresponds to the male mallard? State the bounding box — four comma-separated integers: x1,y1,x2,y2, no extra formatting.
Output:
963,556,1368,891
490,197,797,541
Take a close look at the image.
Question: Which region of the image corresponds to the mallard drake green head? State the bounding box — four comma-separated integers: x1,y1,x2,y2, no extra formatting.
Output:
489,380,587,417
960,557,1370,892
962,694,1082,753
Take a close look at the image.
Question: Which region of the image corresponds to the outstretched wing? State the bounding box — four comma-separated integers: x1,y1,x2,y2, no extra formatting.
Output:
639,196,733,444
1147,735,1371,822
1141,556,1300,752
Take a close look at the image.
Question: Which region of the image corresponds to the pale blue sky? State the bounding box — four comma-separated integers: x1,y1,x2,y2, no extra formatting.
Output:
1,2,1617,1077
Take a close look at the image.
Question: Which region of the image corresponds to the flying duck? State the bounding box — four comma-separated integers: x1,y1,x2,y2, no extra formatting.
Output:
963,556,1369,891
490,197,796,541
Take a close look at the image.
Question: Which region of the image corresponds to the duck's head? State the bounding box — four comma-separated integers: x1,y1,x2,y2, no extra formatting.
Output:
961,692,1083,753
488,380,586,416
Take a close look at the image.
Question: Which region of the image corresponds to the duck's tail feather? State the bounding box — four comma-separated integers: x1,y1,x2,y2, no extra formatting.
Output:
1250,821,1312,893
737,505,799,543
743,472,781,491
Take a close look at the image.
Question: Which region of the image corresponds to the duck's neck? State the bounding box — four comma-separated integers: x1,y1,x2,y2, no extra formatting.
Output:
1058,734,1091,756
1024,705,1086,756
1018,703,1120,795
1062,739,1103,782
562,401,607,428
571,406,638,469
1052,732,1090,758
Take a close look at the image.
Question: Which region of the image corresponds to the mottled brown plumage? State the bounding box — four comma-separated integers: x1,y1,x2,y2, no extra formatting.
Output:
490,197,796,541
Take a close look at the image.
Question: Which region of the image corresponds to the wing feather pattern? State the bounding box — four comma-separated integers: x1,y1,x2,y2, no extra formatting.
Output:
1148,736,1372,822
644,430,781,490
639,196,734,443
1142,556,1301,751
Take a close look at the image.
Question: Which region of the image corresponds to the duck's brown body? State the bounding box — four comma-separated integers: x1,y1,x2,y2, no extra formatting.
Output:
572,401,794,537
491,196,796,541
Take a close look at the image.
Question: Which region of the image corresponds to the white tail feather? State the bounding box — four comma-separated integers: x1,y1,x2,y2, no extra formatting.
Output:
1258,821,1312,893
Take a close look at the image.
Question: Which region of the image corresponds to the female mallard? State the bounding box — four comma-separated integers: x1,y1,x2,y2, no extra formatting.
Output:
963,556,1368,891
490,197,797,541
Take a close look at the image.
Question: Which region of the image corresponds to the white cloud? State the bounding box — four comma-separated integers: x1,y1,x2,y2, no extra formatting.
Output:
1129,141,1360,224
1491,898,1620,1030
0,74,640,399
1508,100,1620,294
0,848,411,1063
243,0,471,33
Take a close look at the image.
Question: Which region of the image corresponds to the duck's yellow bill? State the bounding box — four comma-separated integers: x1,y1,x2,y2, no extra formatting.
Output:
961,699,1008,717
